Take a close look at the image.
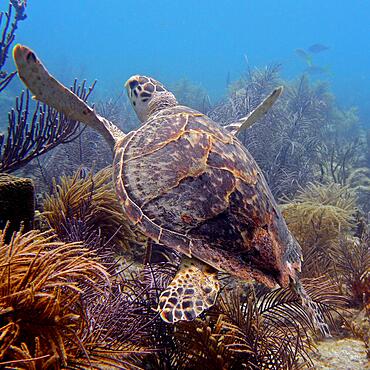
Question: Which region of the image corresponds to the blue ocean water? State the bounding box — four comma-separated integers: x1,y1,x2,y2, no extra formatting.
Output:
4,0,370,120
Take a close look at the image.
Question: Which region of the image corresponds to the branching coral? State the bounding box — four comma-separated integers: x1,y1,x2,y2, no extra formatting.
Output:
316,106,364,186
281,182,357,277
170,79,211,113
42,166,146,263
210,64,282,126
209,65,366,200
0,80,96,173
331,233,370,308
0,0,27,92
210,69,332,197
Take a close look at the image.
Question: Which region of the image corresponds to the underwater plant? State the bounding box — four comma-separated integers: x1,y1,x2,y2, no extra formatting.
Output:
0,229,103,366
316,106,364,186
281,181,357,277
0,227,154,369
42,166,147,264
170,78,211,113
331,232,370,309
210,64,282,126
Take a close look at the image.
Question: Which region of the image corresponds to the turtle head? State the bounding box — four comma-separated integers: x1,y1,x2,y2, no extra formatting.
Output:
125,75,178,122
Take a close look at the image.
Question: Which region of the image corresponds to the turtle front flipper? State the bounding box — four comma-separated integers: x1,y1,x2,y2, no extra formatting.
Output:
12,44,124,148
225,86,283,135
158,257,219,323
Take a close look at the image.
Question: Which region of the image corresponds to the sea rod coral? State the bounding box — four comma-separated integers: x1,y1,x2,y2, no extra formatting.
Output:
0,0,27,92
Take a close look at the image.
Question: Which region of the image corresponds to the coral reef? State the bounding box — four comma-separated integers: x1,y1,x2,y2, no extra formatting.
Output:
0,8,368,365
282,181,369,322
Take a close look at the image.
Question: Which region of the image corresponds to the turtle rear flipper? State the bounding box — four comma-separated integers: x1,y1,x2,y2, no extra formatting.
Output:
158,257,219,323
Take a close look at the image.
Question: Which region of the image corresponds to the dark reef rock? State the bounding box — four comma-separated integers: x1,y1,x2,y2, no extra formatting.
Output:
0,173,34,241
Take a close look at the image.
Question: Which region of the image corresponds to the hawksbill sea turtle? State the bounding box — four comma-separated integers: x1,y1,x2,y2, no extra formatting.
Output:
13,44,307,325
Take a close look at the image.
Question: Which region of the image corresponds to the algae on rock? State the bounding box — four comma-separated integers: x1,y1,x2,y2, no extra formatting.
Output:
0,173,34,240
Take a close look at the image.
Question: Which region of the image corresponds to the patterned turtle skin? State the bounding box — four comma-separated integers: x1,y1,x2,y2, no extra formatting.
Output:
116,76,302,289
13,45,302,323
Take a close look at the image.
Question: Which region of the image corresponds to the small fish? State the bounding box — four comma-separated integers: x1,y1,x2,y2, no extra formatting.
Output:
295,48,312,66
308,43,329,54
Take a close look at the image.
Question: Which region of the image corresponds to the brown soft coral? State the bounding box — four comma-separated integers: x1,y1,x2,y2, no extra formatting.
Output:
281,182,357,277
0,228,109,367
42,166,147,262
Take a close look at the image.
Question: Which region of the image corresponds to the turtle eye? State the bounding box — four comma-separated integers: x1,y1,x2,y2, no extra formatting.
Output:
129,80,139,89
